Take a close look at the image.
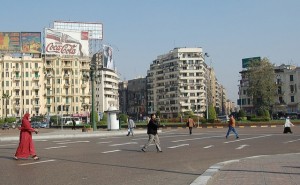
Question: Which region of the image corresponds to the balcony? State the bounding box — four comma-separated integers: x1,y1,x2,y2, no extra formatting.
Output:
32,68,39,72
63,64,72,69
33,104,40,108
33,86,40,90
34,95,39,99
46,74,52,78
64,74,70,79
45,64,53,69
81,84,87,88
14,95,20,99
33,76,39,81
14,86,20,90
81,65,90,71
14,76,21,81
14,68,21,72
45,83,52,88
64,83,70,88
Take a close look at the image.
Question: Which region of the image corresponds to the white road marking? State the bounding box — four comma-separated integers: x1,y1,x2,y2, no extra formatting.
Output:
35,140,48,142
172,136,222,143
52,140,71,143
45,146,67,150
224,135,271,144
19,159,56,166
203,145,214,149
284,138,300,143
98,141,112,144
168,144,189,149
236,144,249,149
56,141,90,145
102,150,121,154
110,142,138,146
0,144,17,147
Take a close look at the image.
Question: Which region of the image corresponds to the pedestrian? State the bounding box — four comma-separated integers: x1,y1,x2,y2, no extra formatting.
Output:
141,113,162,152
14,113,39,160
72,119,76,130
187,116,195,135
225,115,239,139
283,116,294,134
127,117,135,136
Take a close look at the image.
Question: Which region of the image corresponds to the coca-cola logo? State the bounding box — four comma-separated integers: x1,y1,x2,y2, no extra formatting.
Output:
46,43,78,55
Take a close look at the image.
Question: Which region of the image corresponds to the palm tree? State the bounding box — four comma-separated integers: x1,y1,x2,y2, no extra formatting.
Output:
2,93,11,118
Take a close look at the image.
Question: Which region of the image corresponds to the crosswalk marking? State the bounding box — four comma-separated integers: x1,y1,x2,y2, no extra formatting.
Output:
224,135,271,144
19,159,56,166
284,139,300,143
102,150,121,154
56,141,90,145
203,145,214,149
168,144,189,149
236,144,249,149
45,146,67,150
110,142,137,146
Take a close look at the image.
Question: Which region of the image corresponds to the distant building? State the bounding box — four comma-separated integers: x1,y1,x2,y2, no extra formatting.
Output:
147,47,227,118
118,81,128,114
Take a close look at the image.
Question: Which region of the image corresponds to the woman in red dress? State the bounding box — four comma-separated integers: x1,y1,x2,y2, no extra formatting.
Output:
14,113,39,160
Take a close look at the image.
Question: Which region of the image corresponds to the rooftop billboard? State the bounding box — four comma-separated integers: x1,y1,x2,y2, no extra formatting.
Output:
0,32,20,52
21,32,41,53
45,29,89,56
103,45,114,70
242,57,261,68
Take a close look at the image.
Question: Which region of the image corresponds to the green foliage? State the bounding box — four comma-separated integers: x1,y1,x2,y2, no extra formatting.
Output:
238,109,246,117
250,117,271,122
31,116,44,122
246,57,276,112
183,111,194,116
156,110,161,117
119,114,128,124
5,117,17,123
99,113,107,125
84,124,91,128
90,111,98,122
208,104,217,120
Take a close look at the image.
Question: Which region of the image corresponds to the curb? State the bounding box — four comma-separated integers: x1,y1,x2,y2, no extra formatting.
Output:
190,153,300,185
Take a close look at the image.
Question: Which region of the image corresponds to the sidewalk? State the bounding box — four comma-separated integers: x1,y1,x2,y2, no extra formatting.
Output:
0,128,148,142
192,153,300,185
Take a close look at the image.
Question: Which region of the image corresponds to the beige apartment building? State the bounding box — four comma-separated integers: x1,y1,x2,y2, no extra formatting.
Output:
147,47,227,118
0,54,92,119
238,64,300,116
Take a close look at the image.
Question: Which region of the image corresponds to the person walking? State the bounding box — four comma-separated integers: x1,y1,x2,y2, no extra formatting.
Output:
14,113,39,160
126,117,135,136
141,114,162,152
187,116,195,135
225,115,239,139
283,116,294,134
72,119,76,130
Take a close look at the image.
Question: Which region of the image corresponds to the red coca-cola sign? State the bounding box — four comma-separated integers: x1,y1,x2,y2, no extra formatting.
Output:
46,43,78,55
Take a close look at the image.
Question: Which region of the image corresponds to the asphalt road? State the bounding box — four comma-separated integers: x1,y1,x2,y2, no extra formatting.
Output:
1,126,300,185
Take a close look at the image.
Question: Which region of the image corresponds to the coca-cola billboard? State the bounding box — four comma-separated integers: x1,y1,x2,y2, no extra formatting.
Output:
45,29,89,56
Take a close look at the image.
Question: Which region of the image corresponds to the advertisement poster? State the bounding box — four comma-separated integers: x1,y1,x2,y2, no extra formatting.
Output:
103,45,114,70
0,32,20,51
45,29,89,56
21,32,41,53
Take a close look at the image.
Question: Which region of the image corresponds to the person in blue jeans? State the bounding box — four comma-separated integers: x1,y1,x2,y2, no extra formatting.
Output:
226,115,239,139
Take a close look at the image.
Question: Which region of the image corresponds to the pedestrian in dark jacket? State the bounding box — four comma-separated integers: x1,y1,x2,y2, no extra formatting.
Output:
141,114,162,152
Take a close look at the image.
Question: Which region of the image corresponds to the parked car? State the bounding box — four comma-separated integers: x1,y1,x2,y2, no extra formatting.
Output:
2,123,10,130
40,122,48,128
31,122,41,128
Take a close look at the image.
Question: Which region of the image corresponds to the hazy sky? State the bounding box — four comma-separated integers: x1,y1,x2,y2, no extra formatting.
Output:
1,0,300,103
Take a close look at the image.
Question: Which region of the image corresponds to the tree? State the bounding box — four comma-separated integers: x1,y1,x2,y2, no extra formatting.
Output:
208,104,217,121
246,58,276,114
2,93,11,118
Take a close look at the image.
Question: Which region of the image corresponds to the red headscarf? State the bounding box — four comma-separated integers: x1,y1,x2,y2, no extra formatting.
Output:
23,113,30,121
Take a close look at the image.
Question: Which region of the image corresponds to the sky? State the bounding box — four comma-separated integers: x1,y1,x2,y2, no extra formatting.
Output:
1,0,300,103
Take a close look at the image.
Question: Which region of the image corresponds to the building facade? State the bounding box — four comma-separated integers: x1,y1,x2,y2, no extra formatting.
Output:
147,47,210,119
238,64,300,115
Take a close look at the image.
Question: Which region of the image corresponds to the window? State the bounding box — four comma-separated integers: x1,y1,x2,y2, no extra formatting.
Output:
26,99,29,105
26,90,29,95
35,63,38,68
26,72,29,77
26,81,29,86
6,81,9,87
6,72,9,77
291,96,294,102
290,75,294,81
290,85,294,93
25,63,29,68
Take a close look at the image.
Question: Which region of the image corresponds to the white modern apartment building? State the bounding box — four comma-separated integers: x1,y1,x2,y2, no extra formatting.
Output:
238,64,300,115
147,47,213,118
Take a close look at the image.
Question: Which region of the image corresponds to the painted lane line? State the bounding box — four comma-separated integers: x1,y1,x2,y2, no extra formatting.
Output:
102,150,121,154
0,144,17,147
45,146,67,150
168,144,189,149
56,141,90,145
203,145,214,149
110,142,138,146
236,144,249,150
98,141,112,144
224,135,271,144
284,138,300,143
35,140,48,142
19,159,56,166
172,136,222,143
52,140,71,143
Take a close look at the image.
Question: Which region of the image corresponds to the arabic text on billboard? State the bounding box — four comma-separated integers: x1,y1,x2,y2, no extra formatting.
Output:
45,29,89,56
0,32,20,51
103,45,114,70
21,32,41,53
